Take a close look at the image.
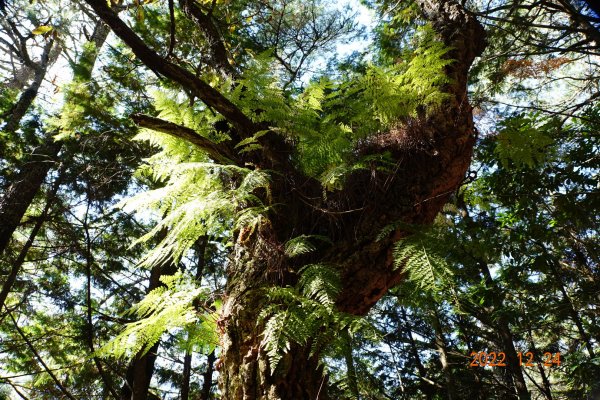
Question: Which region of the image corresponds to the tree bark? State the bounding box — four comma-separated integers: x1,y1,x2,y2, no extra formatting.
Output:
201,350,217,400
401,307,436,400
431,307,457,400
2,38,56,135
0,136,62,255
219,221,329,399
217,2,485,398
84,0,486,396
0,19,109,256
0,161,62,310
181,236,209,400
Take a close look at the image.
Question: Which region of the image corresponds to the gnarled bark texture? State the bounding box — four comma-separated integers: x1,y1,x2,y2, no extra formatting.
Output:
218,2,486,398
84,0,485,397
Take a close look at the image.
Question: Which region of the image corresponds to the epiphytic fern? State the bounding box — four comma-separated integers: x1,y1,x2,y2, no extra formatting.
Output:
259,264,379,372
98,272,217,359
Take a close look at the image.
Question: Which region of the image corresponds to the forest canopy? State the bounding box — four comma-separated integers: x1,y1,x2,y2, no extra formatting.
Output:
0,0,598,399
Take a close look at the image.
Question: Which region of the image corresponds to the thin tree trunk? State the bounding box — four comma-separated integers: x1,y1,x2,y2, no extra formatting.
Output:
121,261,174,400
477,261,530,400
0,19,109,256
454,315,486,400
0,136,62,255
180,351,193,400
341,328,359,400
181,236,208,400
2,39,55,135
431,307,457,400
201,350,216,400
526,328,553,400
400,307,436,400
0,161,62,310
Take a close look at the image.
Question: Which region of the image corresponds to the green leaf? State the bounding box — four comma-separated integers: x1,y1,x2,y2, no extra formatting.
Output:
32,26,53,35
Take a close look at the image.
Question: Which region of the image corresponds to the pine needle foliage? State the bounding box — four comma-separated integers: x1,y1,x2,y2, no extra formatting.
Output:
98,272,218,359
259,264,379,372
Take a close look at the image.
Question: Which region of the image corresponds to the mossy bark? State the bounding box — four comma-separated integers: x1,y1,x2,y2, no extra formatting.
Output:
217,2,486,398
219,222,327,399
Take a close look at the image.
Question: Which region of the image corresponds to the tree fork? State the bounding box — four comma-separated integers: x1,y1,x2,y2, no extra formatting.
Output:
216,1,486,398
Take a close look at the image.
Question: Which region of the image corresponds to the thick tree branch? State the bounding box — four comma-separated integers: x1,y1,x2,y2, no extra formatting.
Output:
83,0,256,136
131,113,241,165
332,0,487,315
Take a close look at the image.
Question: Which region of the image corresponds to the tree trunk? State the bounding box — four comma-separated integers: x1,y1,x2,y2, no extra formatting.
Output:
120,220,180,399
83,197,121,399
477,261,530,400
201,350,217,400
0,136,62,254
2,39,56,135
181,351,193,400
431,307,457,400
121,262,173,400
121,342,161,400
401,307,436,400
219,222,328,399
181,236,209,400
0,20,109,256
526,329,553,400
0,161,62,310
84,0,486,396
217,2,486,398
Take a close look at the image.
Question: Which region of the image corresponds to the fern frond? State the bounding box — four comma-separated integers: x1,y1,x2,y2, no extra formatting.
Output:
98,272,216,360
284,235,331,257
393,234,454,294
259,264,376,373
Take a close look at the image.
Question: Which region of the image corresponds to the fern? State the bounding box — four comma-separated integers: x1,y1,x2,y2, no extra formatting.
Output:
221,27,451,188
391,226,454,297
284,235,331,257
494,113,557,169
122,161,271,268
114,25,455,372
98,272,218,359
259,265,379,372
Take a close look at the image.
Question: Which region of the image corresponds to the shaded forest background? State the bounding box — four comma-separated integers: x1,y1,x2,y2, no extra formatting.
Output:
0,0,599,399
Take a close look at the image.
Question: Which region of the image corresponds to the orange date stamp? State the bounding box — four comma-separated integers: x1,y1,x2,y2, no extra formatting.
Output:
469,351,561,368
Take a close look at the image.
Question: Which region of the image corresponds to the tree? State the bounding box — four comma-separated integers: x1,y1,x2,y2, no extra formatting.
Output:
2,0,598,399
74,0,486,397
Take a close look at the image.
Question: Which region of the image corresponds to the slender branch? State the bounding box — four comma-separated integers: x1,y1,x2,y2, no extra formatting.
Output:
167,0,176,57
83,0,256,136
178,0,235,76
131,113,241,165
2,379,30,400
5,307,77,400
